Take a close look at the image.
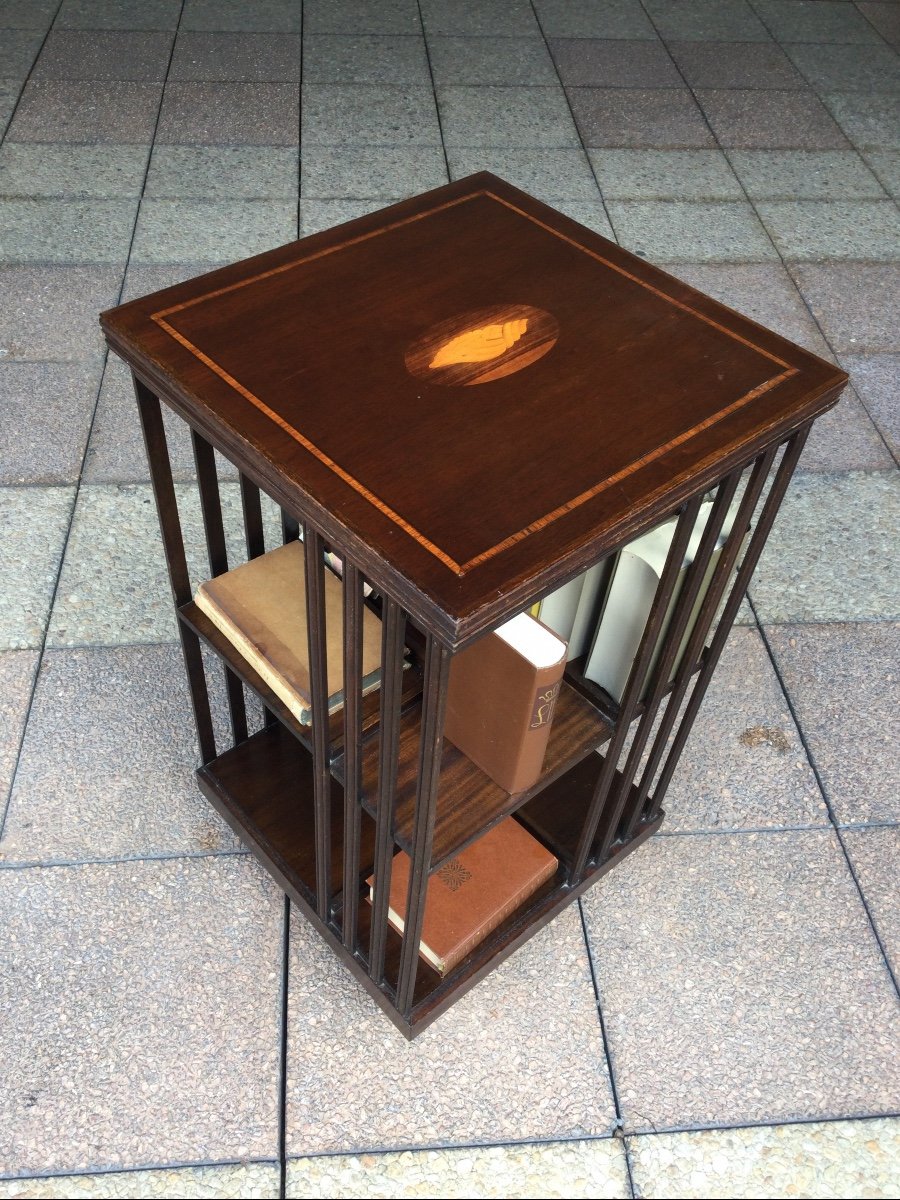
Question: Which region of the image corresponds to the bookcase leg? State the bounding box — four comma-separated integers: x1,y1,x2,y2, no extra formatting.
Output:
341,562,365,955
133,375,216,764
302,525,333,921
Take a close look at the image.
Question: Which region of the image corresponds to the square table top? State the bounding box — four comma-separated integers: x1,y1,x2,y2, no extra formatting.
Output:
101,173,846,647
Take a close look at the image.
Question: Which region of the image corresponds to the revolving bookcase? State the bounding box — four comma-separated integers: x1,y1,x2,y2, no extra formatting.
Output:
100,173,846,1038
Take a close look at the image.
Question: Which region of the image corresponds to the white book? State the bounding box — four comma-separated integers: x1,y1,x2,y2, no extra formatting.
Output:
566,558,614,661
536,574,584,646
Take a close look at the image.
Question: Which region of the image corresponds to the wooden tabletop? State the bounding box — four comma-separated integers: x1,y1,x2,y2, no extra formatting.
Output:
101,172,846,647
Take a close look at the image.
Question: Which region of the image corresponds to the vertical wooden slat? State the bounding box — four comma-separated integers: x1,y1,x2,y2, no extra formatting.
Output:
239,473,266,560
303,524,332,920
396,637,451,1018
368,597,406,986
648,428,810,818
133,376,216,763
191,428,248,746
341,561,364,954
571,494,704,881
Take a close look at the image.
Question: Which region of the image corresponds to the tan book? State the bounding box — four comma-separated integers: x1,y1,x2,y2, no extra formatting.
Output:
368,817,558,975
444,612,567,795
194,540,384,725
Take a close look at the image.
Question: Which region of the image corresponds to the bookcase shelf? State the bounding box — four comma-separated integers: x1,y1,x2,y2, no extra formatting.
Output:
100,173,846,1038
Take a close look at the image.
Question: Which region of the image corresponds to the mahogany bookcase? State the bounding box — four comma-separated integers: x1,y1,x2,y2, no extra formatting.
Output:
101,173,847,1039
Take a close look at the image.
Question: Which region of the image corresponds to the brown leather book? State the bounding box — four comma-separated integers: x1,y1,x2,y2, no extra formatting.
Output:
369,817,558,975
194,540,384,725
444,612,567,794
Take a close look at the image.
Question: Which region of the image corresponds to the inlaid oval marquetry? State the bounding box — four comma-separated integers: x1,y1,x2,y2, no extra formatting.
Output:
405,304,559,387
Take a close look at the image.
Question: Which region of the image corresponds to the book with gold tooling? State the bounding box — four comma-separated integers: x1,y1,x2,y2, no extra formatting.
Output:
444,612,567,794
367,816,558,975
194,540,384,724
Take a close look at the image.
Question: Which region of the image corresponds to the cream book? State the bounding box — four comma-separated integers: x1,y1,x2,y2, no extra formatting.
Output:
537,559,614,661
194,540,384,725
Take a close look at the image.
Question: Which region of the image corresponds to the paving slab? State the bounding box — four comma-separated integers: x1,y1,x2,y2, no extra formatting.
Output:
55,0,181,30
667,40,805,90
583,829,900,1130
304,0,421,37
299,198,403,237
286,1139,630,1199
0,649,38,809
697,88,849,149
0,144,150,198
824,92,900,151
0,486,74,650
790,263,900,353
840,353,899,459
549,38,681,88
0,1164,279,1198
568,87,714,148
156,82,299,145
120,261,234,304
750,470,900,623
551,196,615,238
303,35,432,86
756,199,900,262
643,0,771,42
301,145,447,199
284,906,615,1154
0,80,22,139
0,856,283,1176
145,145,298,199
0,199,138,264
447,147,597,200
533,0,657,40
0,29,43,77
131,198,295,263
608,200,776,262
727,149,886,200
0,362,100,484
0,265,122,362
592,149,743,200
429,36,558,87
765,623,900,827
0,644,242,863
783,42,900,95
0,0,58,28
31,31,174,82
798,386,894,473
864,149,900,198
438,85,580,148
753,0,883,44
419,0,539,39
6,81,162,143
628,1117,900,1200
180,0,303,33
302,85,440,147
843,828,900,979
168,31,302,82
857,1,900,49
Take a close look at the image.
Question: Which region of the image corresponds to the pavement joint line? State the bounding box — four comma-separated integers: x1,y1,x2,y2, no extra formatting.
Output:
0,1156,280,1186
0,848,251,872
416,0,453,186
0,0,65,141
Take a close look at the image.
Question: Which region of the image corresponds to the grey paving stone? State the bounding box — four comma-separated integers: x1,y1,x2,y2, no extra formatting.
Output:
0,144,150,198
131,198,295,263
6,80,162,143
0,266,122,362
549,38,681,88
419,0,540,38
752,0,882,44
643,0,772,41
120,260,233,304
301,145,447,199
285,905,616,1154
438,85,580,148
0,362,100,484
168,31,301,82
667,40,805,90
0,485,74,650
145,145,298,199
649,626,827,833
697,88,849,149
56,0,181,30
749,470,900,623
629,1119,900,1200
447,147,598,201
305,0,422,36
727,149,886,200
766,623,900,827
864,150,900,198
844,829,900,979
0,0,57,27
607,200,777,262
0,645,243,863
534,0,657,39
756,199,900,262
783,42,900,94
0,198,138,264
286,1140,630,1199
841,353,899,459
0,1164,280,1198
429,36,559,87
857,1,900,49
156,82,299,145
31,30,174,82
790,263,900,353
0,29,43,77
0,856,282,1175
590,149,743,199
799,386,894,473
583,829,900,1130
568,87,714,148
552,195,615,238
302,85,440,147
299,197,402,236
180,0,303,33
824,93,900,151
0,79,22,139
303,35,431,86
0,649,38,808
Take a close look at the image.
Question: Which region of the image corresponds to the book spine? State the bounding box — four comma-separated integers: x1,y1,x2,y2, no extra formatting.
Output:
504,661,564,794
